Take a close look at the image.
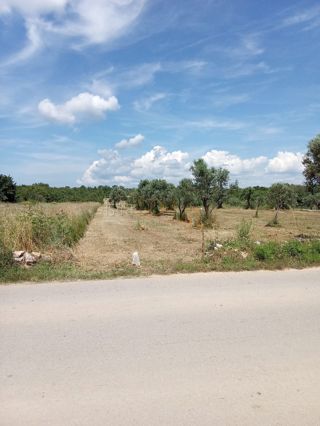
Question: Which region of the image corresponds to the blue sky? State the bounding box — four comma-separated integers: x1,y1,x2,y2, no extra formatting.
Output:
0,0,319,187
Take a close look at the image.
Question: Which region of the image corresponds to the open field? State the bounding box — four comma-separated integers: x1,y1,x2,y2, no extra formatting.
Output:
74,202,320,273
188,206,320,242
1,201,320,282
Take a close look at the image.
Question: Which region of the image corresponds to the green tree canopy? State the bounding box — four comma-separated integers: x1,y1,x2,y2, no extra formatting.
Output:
109,186,127,208
268,183,296,210
0,174,16,202
190,158,229,217
303,134,320,193
214,168,230,209
175,178,195,220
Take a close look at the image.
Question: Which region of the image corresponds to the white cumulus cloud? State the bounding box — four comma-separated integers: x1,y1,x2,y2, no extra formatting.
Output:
131,146,189,180
79,145,190,186
266,151,304,173
38,92,120,124
115,134,144,149
79,145,305,187
203,150,268,174
79,149,132,186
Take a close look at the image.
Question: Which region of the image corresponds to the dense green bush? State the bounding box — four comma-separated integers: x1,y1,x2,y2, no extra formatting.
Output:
282,240,305,257
0,174,16,202
253,242,279,261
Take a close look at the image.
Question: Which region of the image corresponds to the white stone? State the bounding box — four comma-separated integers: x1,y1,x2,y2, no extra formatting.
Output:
24,252,36,265
13,251,25,258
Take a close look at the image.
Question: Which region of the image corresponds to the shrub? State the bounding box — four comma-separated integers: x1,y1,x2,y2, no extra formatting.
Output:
237,219,252,241
282,240,304,257
310,240,320,254
254,242,278,261
199,209,218,228
174,211,188,221
266,214,281,227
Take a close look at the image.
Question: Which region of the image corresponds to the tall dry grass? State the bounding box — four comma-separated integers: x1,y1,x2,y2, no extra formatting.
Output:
0,202,99,252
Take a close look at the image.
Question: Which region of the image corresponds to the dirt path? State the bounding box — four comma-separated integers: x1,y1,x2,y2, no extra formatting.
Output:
74,202,203,271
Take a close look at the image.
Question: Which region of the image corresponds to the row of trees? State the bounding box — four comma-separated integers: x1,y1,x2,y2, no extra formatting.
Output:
120,160,319,222
16,183,111,203
1,134,320,210
106,135,320,216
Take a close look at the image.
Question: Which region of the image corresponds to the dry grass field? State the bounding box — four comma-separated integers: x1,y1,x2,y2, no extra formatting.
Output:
1,201,319,282
0,202,100,252
0,202,99,218
74,202,320,272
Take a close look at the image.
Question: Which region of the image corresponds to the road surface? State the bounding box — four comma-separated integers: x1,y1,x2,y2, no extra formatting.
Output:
1,269,320,425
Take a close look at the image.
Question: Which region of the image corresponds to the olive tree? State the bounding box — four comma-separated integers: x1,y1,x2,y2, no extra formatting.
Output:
303,134,320,193
175,178,195,220
109,185,127,208
215,168,230,209
190,158,229,219
267,183,296,225
137,179,171,215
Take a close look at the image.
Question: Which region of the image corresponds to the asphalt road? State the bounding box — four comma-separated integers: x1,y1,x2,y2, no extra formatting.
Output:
1,269,320,425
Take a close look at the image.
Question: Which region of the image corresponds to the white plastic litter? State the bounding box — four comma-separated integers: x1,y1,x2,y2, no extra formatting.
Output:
132,251,141,267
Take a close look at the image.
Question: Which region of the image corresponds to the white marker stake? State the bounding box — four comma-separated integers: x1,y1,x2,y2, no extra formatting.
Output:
132,251,140,267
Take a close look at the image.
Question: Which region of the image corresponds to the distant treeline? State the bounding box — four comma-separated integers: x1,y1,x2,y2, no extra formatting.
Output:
225,183,319,210
8,182,320,210
16,183,112,203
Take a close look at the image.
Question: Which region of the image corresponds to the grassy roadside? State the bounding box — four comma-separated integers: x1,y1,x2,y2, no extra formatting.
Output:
1,238,320,283
0,202,100,283
0,202,99,252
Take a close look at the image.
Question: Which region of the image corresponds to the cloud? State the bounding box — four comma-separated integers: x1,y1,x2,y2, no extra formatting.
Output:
266,151,304,173
64,0,147,45
166,60,207,75
131,145,189,179
225,61,272,78
3,19,43,65
115,134,145,149
38,92,120,124
79,149,132,186
88,79,114,98
203,150,268,174
187,118,246,131
119,62,162,88
226,34,264,59
133,93,167,111
89,59,208,97
80,145,305,186
204,149,304,178
213,94,250,109
0,0,68,15
1,0,147,60
241,35,264,56
282,6,320,28
79,145,190,186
